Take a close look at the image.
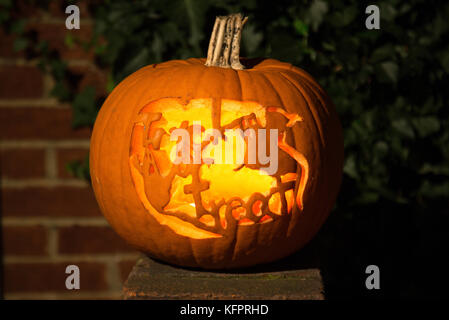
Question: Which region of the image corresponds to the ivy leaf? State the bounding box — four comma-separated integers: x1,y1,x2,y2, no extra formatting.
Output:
438,47,449,73
72,86,98,128
0,10,9,24
352,192,380,205
106,73,115,93
293,19,309,37
50,82,70,101
322,41,335,52
379,3,397,21
242,23,263,56
411,117,440,137
307,0,328,31
66,153,91,182
344,155,359,179
419,163,449,176
119,48,150,80
11,19,26,34
13,38,28,52
374,141,389,157
370,45,394,63
65,33,75,49
329,7,357,27
419,180,449,198
378,61,399,83
392,118,415,139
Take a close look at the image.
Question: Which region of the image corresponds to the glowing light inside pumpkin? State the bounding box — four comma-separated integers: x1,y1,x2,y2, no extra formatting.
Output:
200,164,275,200
129,97,308,239
143,98,279,212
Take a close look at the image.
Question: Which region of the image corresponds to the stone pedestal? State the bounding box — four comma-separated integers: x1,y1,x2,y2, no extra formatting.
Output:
123,244,324,300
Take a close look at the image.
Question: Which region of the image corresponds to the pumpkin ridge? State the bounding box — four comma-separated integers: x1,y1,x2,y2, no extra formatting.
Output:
263,73,309,214
244,70,266,108
283,71,328,146
257,62,331,116
278,71,326,149
110,69,183,257
188,236,202,267
119,72,170,254
283,68,331,118
231,69,243,100
257,72,285,107
172,62,208,101
278,71,335,242
284,72,342,243
271,72,324,237
92,72,149,225
232,65,252,101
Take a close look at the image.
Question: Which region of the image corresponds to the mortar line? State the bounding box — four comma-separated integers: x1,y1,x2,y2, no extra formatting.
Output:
0,141,90,148
45,147,58,179
4,290,122,300
4,253,140,264
0,98,61,107
47,225,59,258
1,217,108,226
1,178,88,187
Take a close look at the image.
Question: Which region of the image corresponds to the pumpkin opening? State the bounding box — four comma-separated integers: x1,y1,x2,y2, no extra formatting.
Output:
129,97,307,239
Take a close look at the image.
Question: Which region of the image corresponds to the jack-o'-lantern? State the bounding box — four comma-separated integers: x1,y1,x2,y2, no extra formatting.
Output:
90,14,344,269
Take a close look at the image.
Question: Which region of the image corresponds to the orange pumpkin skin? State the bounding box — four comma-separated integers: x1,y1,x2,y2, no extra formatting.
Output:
90,58,343,269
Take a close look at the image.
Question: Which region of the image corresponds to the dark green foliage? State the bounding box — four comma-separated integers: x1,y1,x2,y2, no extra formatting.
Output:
4,0,449,298
66,152,90,182
84,0,449,214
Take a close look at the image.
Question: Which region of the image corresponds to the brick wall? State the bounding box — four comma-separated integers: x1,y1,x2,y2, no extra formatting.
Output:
0,1,139,299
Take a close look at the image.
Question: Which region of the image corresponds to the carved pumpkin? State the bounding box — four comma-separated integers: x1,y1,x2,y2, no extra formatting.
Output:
90,14,343,269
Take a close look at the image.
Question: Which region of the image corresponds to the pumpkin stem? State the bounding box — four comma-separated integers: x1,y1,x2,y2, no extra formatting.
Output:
205,13,248,70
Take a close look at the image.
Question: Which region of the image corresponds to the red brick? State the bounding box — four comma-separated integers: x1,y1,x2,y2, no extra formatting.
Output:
0,107,92,140
9,0,42,19
57,148,89,179
0,66,43,99
2,225,48,255
119,259,138,282
4,262,108,292
46,0,92,19
30,22,94,60
0,148,46,179
10,0,88,19
58,226,134,254
2,186,102,217
8,1,93,22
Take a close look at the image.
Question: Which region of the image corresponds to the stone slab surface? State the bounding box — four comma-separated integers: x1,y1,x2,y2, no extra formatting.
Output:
123,253,324,300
